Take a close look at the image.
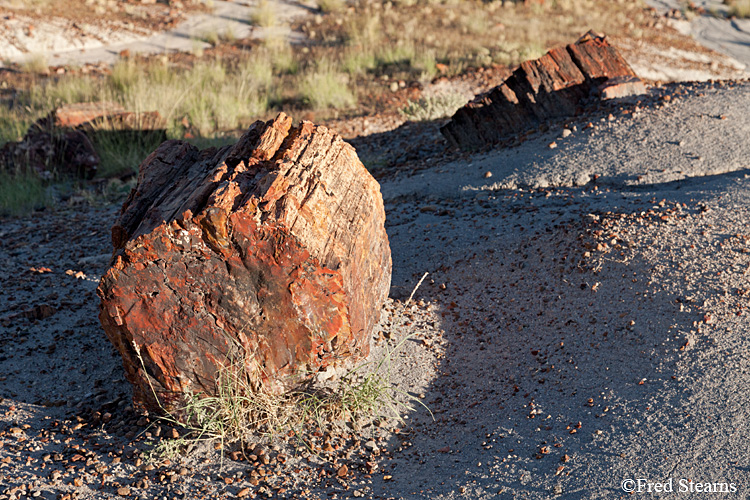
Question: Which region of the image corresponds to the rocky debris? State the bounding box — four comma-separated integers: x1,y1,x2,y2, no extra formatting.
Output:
441,31,646,150
98,112,392,412
0,102,166,180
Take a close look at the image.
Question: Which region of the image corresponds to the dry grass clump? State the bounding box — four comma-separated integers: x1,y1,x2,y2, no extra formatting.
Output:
728,0,750,17
299,60,357,110
250,0,279,27
401,92,467,121
20,54,49,75
133,337,420,459
318,0,347,13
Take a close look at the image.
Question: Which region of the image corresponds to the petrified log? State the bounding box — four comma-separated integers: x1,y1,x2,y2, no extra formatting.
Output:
441,31,646,150
0,102,167,179
37,101,166,133
0,127,99,179
97,113,391,412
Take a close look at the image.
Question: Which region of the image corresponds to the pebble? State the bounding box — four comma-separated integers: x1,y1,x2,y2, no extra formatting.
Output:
337,464,348,477
117,487,131,496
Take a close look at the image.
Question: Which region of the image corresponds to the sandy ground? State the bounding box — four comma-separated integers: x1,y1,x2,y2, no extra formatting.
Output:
3,78,750,499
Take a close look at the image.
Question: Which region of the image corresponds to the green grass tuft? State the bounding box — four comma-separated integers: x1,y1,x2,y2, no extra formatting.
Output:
298,61,356,110
0,169,49,216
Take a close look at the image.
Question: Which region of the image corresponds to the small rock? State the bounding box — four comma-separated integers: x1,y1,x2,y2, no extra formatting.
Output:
337,464,348,477
117,487,130,496
561,128,572,138
548,142,557,149
483,171,492,178
237,487,251,498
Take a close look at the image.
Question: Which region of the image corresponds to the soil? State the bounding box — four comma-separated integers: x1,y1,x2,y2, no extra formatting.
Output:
3,2,750,500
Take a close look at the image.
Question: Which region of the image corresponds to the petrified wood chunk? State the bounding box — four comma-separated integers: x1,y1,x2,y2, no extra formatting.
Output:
441,31,645,150
97,113,392,412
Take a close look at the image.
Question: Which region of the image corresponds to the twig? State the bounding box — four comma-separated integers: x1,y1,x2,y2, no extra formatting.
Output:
404,272,429,310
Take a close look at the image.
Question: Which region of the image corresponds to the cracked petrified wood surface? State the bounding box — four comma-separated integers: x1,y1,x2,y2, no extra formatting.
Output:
441,31,644,150
97,113,391,412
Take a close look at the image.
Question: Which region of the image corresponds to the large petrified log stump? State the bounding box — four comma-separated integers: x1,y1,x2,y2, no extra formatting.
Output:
441,31,646,150
97,113,392,412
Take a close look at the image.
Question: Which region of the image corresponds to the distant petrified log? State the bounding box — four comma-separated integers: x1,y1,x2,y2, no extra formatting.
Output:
0,102,166,179
97,113,392,412
441,31,646,150
0,127,98,179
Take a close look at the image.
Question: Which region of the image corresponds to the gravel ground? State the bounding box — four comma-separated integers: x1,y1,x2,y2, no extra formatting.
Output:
3,80,750,500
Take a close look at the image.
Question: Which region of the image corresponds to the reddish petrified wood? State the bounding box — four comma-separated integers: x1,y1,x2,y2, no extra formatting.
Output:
36,102,165,133
97,113,392,412
441,31,645,150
